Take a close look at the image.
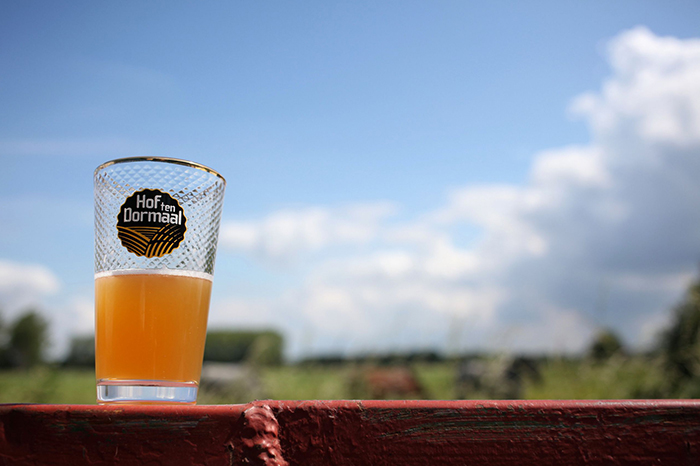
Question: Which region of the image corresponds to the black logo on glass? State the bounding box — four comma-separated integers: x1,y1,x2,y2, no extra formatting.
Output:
117,189,187,258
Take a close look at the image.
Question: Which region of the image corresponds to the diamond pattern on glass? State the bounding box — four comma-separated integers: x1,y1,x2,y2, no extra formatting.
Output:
95,159,225,275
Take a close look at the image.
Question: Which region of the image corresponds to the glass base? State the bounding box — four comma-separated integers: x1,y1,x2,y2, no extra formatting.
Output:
97,379,198,404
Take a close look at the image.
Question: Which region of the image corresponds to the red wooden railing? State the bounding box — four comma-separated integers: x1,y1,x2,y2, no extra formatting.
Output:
1,400,699,465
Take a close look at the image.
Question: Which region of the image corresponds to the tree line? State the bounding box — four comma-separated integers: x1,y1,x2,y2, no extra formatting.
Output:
62,329,285,367
2,273,700,399
0,308,284,369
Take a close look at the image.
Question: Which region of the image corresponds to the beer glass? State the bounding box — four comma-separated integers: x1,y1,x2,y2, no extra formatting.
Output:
94,157,225,404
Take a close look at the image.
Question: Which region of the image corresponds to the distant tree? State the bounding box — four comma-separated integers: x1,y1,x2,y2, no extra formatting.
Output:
658,276,700,396
204,330,284,365
63,335,95,367
245,333,284,366
0,310,8,367
588,329,625,362
7,310,49,368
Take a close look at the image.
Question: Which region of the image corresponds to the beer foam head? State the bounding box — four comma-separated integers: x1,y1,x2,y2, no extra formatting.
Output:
95,268,213,281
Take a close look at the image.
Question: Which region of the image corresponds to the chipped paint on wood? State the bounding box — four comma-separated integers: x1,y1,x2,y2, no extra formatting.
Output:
1,400,699,465
228,404,288,466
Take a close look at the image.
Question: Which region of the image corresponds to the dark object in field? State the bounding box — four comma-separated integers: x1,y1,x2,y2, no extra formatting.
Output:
199,362,265,401
456,356,540,399
352,366,425,399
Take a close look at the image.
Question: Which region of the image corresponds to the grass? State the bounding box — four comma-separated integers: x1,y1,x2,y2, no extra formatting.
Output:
262,364,357,400
523,356,665,399
0,367,96,404
413,361,458,399
0,356,671,405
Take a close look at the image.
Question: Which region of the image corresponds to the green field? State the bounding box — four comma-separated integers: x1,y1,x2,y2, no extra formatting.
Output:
0,355,671,405
0,368,97,404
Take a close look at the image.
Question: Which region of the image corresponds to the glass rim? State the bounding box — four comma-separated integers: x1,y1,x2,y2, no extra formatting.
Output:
95,156,226,184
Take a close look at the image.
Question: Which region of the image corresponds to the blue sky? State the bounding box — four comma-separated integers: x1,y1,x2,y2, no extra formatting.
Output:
1,1,700,359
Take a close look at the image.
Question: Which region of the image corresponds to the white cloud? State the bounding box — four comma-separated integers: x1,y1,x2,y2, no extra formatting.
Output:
571,26,700,147
0,260,60,317
65,295,95,335
436,185,550,263
208,297,277,328
219,202,397,262
531,146,609,188
215,28,700,357
39,295,96,358
499,306,596,354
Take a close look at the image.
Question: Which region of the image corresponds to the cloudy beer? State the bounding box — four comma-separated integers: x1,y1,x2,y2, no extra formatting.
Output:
95,270,212,384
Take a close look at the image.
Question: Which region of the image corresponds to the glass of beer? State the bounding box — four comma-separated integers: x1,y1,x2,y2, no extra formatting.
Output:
94,157,226,404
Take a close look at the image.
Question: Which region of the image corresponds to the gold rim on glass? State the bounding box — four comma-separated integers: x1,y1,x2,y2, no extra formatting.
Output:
95,156,226,184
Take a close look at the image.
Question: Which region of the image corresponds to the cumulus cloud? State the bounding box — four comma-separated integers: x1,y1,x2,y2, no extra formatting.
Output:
0,260,60,317
64,295,95,335
219,202,397,262
432,27,700,350
571,27,700,147
215,28,700,357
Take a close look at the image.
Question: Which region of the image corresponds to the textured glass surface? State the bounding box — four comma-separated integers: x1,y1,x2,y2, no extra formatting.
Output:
94,158,226,275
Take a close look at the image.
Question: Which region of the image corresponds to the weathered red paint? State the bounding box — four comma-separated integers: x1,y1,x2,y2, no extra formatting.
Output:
1,400,699,465
232,404,288,466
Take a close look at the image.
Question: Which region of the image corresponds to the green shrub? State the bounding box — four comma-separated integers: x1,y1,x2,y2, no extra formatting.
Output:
6,311,49,368
203,329,284,365
63,335,95,367
658,276,700,397
588,329,625,362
